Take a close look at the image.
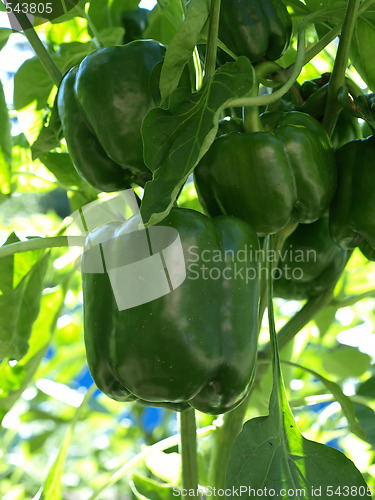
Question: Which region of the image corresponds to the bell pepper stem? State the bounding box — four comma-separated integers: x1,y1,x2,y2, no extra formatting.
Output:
203,0,221,82
323,0,361,136
180,408,199,491
243,86,263,134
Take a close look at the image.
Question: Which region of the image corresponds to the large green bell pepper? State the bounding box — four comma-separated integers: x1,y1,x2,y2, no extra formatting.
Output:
57,39,165,192
218,0,292,62
194,111,336,236
330,136,375,251
273,218,348,300
82,208,260,414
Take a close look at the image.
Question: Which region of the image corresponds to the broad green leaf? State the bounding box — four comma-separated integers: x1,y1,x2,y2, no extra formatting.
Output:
159,0,209,100
283,360,366,440
140,57,255,226
31,95,62,160
0,233,50,360
0,78,11,199
350,7,375,91
94,26,125,46
226,238,368,498
13,57,54,111
39,152,85,189
50,0,87,24
143,0,183,45
130,474,175,500
87,0,113,33
0,287,65,420
323,346,371,379
353,376,375,447
39,385,94,500
0,28,12,51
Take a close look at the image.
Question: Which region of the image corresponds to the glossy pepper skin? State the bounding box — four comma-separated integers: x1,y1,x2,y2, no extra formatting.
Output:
57,39,165,192
194,111,336,236
273,218,348,300
330,136,375,251
82,208,260,414
219,0,292,63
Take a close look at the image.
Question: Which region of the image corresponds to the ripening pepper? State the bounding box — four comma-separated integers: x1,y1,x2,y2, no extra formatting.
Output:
57,39,165,192
194,111,336,236
273,218,348,300
82,208,260,414
330,136,375,251
218,0,292,63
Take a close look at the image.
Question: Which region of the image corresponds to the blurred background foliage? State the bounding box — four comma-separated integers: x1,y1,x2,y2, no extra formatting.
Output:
0,0,374,498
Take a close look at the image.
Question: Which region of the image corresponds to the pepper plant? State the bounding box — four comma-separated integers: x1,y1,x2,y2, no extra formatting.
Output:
1,0,375,498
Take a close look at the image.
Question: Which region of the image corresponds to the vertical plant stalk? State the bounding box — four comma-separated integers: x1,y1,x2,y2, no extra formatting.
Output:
322,0,361,136
11,11,62,86
180,408,198,491
208,402,248,491
209,225,295,489
203,0,221,82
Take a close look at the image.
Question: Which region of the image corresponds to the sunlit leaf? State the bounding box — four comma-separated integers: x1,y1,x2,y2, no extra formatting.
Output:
140,57,255,225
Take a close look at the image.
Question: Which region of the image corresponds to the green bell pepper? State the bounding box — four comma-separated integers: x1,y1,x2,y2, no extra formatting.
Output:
330,136,375,251
273,218,348,300
57,39,165,192
194,111,336,236
218,0,292,63
82,208,260,414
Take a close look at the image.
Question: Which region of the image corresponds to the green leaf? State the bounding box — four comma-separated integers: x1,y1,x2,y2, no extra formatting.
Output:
50,0,87,24
0,78,11,200
350,7,375,91
226,237,368,498
0,233,50,360
31,98,62,160
130,474,175,500
143,0,183,45
13,57,54,111
283,360,366,440
322,346,371,379
39,386,94,500
0,28,12,51
140,57,255,226
353,376,375,447
39,152,85,189
95,27,125,46
0,287,65,420
159,0,209,100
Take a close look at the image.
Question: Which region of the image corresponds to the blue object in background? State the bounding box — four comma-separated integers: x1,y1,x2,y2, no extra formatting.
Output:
72,364,101,398
141,407,164,433
325,437,343,452
309,401,331,413
44,345,55,360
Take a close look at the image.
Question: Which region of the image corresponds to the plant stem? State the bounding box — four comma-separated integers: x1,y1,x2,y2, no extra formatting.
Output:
323,0,361,136
180,409,198,491
0,236,84,259
13,12,62,86
203,0,221,82
259,286,335,365
88,425,215,500
243,86,263,134
258,221,298,326
209,401,248,490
